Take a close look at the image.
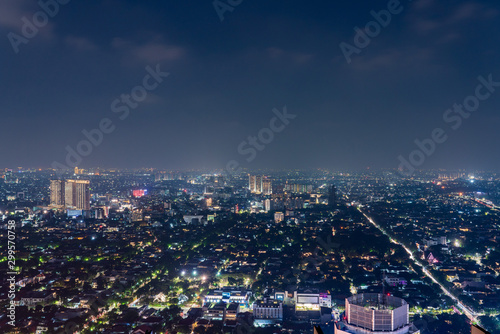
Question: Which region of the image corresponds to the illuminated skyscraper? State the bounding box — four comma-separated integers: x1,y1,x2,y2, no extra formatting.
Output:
66,180,91,210
249,175,256,192
50,180,65,207
64,181,74,207
264,199,271,212
249,175,264,193
51,179,90,210
262,178,272,195
75,180,91,210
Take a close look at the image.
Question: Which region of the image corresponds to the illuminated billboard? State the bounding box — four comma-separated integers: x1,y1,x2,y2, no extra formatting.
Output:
133,189,147,198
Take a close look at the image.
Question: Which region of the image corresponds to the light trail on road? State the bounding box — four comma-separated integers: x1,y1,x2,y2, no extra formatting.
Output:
355,206,481,324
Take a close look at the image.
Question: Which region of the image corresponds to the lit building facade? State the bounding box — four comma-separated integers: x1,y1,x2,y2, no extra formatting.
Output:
262,178,272,195
294,290,331,311
285,183,313,194
249,175,272,194
335,294,420,334
50,179,90,210
253,300,283,327
249,175,262,193
50,180,65,207
65,180,91,210
204,288,252,307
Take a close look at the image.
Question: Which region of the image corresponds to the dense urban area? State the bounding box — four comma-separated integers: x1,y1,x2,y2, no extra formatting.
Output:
0,168,499,334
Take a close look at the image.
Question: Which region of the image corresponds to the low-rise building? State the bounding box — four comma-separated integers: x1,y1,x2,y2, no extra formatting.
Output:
204,288,252,307
253,300,283,327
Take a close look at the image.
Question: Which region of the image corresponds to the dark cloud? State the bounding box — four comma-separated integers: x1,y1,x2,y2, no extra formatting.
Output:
1,0,500,171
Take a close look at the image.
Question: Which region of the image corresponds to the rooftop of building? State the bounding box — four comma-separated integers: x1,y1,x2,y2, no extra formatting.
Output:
347,293,407,310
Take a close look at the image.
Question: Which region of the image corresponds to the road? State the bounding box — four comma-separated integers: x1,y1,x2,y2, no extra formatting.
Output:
355,205,481,324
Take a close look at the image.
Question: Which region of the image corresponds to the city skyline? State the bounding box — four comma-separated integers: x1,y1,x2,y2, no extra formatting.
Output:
1,167,499,333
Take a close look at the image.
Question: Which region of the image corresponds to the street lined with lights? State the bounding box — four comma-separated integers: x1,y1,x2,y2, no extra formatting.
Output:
355,205,482,324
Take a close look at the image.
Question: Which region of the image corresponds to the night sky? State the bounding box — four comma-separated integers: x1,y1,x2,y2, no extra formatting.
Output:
1,0,500,171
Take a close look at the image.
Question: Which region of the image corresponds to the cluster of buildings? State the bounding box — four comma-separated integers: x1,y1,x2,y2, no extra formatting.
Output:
248,175,272,195
342,172,500,313
284,183,314,194
196,288,332,328
0,168,498,333
50,179,90,211
196,290,423,334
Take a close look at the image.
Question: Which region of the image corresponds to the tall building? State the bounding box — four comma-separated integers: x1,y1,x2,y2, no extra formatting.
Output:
65,181,75,207
73,180,91,210
329,185,337,207
249,175,256,192
50,179,90,210
264,199,271,212
249,175,264,194
335,293,420,334
262,178,272,195
50,180,65,207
